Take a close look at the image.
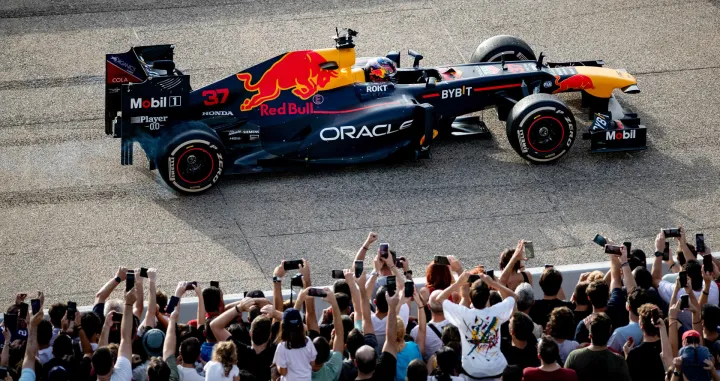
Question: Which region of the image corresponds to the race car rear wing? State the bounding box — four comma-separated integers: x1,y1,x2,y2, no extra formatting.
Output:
105,45,176,134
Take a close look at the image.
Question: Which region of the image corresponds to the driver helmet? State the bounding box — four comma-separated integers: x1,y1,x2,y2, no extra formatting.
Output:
365,57,397,83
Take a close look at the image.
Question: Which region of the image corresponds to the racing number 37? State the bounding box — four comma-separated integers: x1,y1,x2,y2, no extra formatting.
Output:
202,88,229,106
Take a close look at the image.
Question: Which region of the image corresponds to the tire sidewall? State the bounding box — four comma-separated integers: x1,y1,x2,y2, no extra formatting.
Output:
470,35,536,63
507,96,576,163
159,126,225,194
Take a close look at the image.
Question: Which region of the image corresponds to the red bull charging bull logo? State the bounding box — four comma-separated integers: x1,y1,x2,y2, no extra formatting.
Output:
236,50,338,111
553,74,595,93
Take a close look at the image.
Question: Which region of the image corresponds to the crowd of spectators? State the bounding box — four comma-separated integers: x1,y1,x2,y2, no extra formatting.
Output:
2,228,720,381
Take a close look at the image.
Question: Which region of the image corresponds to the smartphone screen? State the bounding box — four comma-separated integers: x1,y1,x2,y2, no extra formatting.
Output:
663,242,670,261
113,312,123,323
308,288,327,297
386,276,396,296
18,303,28,318
185,281,197,291
593,234,607,247
66,302,77,321
679,271,687,288
680,294,689,310
697,234,706,253
3,314,17,333
283,260,303,271
30,299,41,315
404,281,414,298
331,270,345,279
664,228,681,238
524,241,535,259
354,260,363,278
125,271,135,292
140,268,148,278
434,255,450,266
379,243,389,258
623,241,632,254
468,274,480,283
704,255,713,273
166,296,179,314
210,281,220,288
605,245,622,255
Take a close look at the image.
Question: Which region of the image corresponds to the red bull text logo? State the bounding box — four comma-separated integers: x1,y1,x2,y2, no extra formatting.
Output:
236,50,338,111
553,74,595,93
259,102,314,117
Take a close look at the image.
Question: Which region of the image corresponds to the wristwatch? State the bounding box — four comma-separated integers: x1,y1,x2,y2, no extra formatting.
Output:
654,251,664,258
115,276,122,283
272,276,282,283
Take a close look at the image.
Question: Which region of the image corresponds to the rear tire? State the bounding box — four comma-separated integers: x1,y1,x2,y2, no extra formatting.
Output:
157,122,225,194
470,35,536,63
506,94,576,163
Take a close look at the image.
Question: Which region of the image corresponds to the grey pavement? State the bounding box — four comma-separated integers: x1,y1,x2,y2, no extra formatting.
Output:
1,0,720,306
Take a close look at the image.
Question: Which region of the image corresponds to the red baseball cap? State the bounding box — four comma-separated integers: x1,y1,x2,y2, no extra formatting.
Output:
682,330,701,341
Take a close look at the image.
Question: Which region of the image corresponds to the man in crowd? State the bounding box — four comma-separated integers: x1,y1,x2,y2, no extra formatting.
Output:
625,303,672,381
501,312,541,371
529,268,573,329
565,313,632,381
355,290,401,380
411,290,451,360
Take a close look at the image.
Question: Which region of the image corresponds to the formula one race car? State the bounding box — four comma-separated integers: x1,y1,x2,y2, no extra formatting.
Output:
104,28,645,194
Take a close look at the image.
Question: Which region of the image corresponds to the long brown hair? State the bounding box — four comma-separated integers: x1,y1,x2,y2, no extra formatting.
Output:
426,263,452,290
211,341,237,377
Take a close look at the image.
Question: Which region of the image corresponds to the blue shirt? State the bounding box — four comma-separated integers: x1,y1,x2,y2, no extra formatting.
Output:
200,342,215,362
395,341,422,381
607,322,643,353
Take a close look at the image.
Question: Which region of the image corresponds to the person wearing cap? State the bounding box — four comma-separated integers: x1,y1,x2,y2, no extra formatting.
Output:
132,329,165,381
679,329,712,381
273,305,317,381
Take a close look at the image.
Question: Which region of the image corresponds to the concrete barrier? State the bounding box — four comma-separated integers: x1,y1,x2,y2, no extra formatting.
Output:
4,253,716,324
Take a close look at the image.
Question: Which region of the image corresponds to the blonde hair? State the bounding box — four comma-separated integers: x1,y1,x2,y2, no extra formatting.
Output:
395,316,406,343
211,341,238,377
586,270,605,283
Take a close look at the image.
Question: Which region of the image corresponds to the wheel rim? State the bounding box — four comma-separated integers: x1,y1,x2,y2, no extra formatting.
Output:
176,147,215,184
487,51,527,62
526,116,565,153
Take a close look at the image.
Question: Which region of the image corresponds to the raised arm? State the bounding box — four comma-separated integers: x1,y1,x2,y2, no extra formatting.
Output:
211,298,255,342
324,291,344,353
678,227,696,262
657,307,673,370
668,300,680,357
96,267,127,304
163,304,180,360
436,271,469,304
1,325,10,367
99,311,114,347
195,283,206,327
354,232,378,262
382,290,401,357
119,288,137,361
365,256,381,291
134,268,144,319
141,268,158,328
414,290,427,357
620,246,638,292
483,273,519,301
76,311,93,357
499,240,525,286
610,249,623,290
700,264,714,311
23,291,44,371
357,272,374,335
300,259,319,334
651,231,666,289
344,270,362,322
273,261,286,317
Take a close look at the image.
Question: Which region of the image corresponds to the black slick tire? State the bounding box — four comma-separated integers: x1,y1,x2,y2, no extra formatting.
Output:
506,94,576,163
157,122,226,194
470,35,536,63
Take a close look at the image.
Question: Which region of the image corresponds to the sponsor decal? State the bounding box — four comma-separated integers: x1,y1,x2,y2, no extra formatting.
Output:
543,81,553,88
366,84,388,92
480,65,502,76
168,157,175,181
112,77,129,83
259,102,314,117
441,86,473,99
548,67,578,76
130,115,167,131
228,129,260,136
109,88,120,94
109,56,137,74
606,129,636,140
553,74,595,93
202,88,229,106
130,96,182,109
517,130,529,153
320,120,413,141
313,94,324,105
158,77,182,89
202,110,234,116
236,50,338,111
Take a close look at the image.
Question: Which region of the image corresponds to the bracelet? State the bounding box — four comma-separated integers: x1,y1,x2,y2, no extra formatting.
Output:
620,261,629,267
363,246,369,250
694,319,703,325
418,305,426,309
125,304,133,306
235,305,241,314
703,290,710,296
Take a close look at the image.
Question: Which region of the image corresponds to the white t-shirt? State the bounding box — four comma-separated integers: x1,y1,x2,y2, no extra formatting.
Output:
272,337,317,381
442,297,515,379
428,376,464,381
371,303,410,351
110,356,133,381
178,366,205,381
411,319,451,360
204,361,239,381
38,347,54,365
658,280,719,328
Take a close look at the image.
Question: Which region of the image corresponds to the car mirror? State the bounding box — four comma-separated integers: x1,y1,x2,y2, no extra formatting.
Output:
426,77,436,88
320,61,339,71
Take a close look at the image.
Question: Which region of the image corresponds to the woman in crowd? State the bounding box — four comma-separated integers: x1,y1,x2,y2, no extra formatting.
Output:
204,341,240,381
498,246,533,290
272,308,317,381
429,347,463,381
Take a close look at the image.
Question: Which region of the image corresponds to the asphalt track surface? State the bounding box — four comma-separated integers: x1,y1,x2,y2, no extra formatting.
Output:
2,0,720,306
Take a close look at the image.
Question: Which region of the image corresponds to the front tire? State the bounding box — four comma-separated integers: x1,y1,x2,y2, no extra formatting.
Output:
157,122,225,194
506,94,576,163
470,35,536,63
